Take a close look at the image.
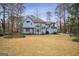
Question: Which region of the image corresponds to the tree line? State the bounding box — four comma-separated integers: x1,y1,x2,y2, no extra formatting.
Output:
55,3,79,36
0,3,25,35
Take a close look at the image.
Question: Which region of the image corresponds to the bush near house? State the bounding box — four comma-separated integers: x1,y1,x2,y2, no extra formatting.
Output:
72,35,79,42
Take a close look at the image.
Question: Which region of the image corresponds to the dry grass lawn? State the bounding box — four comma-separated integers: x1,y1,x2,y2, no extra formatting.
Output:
0,34,79,56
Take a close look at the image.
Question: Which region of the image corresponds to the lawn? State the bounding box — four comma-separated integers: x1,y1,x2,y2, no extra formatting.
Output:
0,34,79,56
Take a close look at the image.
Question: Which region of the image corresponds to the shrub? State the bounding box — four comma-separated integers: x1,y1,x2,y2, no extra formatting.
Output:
72,37,79,42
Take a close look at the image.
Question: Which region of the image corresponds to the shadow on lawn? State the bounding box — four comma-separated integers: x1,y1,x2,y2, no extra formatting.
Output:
0,53,8,56
3,34,25,38
0,33,25,39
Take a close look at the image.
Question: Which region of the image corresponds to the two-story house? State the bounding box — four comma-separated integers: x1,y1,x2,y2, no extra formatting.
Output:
22,15,57,34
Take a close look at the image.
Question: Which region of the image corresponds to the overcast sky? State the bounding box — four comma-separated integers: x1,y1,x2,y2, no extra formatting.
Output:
24,3,57,22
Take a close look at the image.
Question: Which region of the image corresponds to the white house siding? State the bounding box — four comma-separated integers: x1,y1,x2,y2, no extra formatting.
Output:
23,28,34,34
47,27,52,34
22,16,57,34
49,24,57,33
22,18,35,34
50,24,54,33
34,23,42,34
23,18,35,28
53,28,57,33
41,24,47,34
46,23,57,34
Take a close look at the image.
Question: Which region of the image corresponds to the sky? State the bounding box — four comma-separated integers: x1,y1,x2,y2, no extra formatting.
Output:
24,3,57,22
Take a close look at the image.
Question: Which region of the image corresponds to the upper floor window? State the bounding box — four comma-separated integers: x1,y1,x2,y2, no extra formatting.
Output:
26,21,30,23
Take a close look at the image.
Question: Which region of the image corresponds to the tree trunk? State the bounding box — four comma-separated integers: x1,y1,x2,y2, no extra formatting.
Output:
63,8,66,33
2,4,6,34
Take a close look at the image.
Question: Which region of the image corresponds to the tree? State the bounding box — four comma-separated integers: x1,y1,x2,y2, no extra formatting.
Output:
7,3,25,33
0,3,25,35
0,4,7,34
55,4,63,32
55,3,71,33
46,11,52,21
66,3,79,35
15,3,25,33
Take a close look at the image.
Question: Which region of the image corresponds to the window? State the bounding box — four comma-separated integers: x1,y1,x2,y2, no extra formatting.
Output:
37,29,40,32
31,23,32,25
36,25,40,27
27,21,30,23
42,27,45,29
25,28,30,32
51,27,53,29
51,27,57,29
54,27,57,29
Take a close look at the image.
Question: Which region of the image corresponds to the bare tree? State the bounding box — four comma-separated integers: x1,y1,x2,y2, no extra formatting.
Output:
0,4,8,34
46,11,52,21
55,3,71,33
55,4,63,33
0,3,25,35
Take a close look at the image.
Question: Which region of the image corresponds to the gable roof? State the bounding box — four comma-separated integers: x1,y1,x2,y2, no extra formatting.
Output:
26,15,46,24
25,15,55,25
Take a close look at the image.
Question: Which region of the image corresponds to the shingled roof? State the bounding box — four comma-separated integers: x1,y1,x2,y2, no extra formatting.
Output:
26,15,45,24
25,15,55,25
45,21,55,25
